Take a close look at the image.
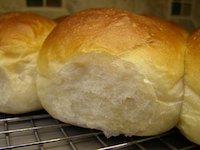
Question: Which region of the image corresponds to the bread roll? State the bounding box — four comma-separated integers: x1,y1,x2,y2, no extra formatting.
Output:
177,29,200,144
37,8,186,136
0,12,56,114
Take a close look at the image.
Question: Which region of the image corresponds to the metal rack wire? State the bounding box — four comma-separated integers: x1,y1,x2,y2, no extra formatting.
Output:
0,110,199,150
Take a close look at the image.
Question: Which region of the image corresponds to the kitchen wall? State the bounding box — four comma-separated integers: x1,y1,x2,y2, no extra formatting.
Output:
0,0,197,32
193,0,200,28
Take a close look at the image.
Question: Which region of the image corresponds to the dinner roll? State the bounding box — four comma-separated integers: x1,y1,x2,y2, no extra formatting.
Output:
0,12,56,114
177,29,200,144
37,8,186,136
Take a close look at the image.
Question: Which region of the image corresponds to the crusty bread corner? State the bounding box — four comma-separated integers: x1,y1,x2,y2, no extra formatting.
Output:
142,15,189,39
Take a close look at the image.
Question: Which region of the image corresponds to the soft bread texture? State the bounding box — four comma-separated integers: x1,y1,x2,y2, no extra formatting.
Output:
0,12,56,114
37,8,186,136
177,29,200,144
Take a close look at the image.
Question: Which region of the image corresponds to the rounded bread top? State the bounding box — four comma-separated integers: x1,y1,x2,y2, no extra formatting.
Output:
0,12,56,60
38,8,186,78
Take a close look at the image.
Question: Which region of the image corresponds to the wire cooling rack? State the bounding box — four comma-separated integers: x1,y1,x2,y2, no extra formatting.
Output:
0,110,199,150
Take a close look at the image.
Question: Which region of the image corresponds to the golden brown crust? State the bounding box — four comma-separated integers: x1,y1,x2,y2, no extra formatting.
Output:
142,15,189,39
38,8,186,79
167,21,189,39
0,12,55,58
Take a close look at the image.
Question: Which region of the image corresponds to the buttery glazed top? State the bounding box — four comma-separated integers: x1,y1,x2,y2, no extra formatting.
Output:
0,12,55,60
38,8,186,79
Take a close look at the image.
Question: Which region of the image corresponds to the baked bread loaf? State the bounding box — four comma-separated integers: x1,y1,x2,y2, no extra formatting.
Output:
37,8,186,136
0,12,56,114
177,29,200,144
